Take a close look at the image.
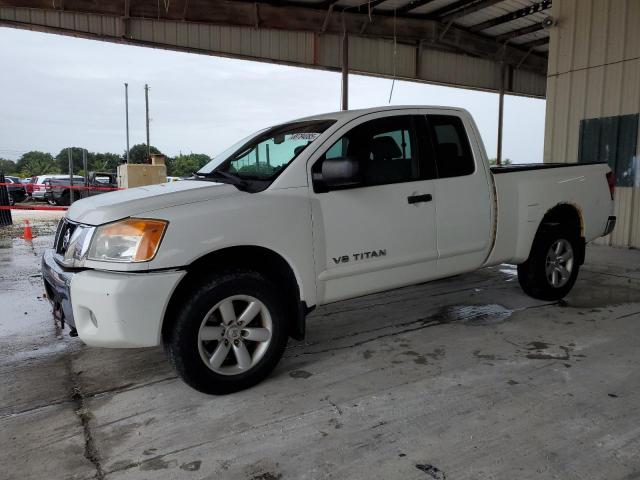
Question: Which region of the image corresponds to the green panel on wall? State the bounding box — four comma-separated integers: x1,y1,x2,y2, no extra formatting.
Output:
578,118,601,164
578,113,638,187
616,114,639,187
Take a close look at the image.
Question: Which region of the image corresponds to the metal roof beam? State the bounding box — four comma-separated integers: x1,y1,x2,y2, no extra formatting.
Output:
315,0,339,8
517,36,549,49
395,0,438,15
495,22,545,42
429,0,478,18
469,0,551,32
0,0,548,73
435,0,504,22
344,0,387,13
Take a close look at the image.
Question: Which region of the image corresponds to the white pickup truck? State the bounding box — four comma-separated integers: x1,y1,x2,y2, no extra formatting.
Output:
42,106,616,394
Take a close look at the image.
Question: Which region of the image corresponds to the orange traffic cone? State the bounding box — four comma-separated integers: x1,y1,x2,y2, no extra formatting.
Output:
23,220,34,241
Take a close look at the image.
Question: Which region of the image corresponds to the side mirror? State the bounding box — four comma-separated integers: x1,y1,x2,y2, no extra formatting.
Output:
319,157,361,190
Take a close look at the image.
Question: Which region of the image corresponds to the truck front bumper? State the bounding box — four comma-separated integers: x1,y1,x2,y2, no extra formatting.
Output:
42,249,185,348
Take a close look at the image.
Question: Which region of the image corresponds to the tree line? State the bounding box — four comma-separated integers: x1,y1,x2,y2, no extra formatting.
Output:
0,144,212,178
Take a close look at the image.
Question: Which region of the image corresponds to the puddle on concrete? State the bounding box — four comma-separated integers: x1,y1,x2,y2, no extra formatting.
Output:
499,264,518,281
525,342,573,361
430,304,513,326
527,341,552,350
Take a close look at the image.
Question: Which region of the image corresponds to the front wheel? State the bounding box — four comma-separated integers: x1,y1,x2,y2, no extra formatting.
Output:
517,226,581,301
165,270,288,394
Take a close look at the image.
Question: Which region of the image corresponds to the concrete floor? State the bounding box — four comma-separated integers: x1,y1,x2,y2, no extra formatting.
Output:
1,231,640,480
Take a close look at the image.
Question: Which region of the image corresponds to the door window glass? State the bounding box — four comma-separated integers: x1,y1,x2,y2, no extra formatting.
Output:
317,116,420,187
325,138,350,160
428,115,474,178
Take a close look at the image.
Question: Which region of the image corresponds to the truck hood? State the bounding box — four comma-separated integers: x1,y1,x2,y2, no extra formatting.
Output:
67,180,241,225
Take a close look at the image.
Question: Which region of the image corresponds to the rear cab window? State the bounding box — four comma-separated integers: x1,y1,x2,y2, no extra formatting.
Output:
427,114,475,178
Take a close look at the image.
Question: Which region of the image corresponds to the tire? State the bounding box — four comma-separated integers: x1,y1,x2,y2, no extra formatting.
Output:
517,225,580,301
8,194,15,206
55,192,70,206
165,269,288,394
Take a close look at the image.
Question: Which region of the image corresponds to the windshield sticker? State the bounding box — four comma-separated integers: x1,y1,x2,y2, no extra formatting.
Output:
290,132,321,141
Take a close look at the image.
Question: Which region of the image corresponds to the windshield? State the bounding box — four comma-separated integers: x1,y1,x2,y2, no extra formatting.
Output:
197,120,335,181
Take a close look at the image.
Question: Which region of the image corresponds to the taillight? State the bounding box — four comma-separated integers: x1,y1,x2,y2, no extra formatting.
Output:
606,171,615,200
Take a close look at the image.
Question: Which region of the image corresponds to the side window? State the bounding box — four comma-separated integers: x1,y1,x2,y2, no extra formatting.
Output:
325,138,350,160
428,115,474,178
317,115,421,187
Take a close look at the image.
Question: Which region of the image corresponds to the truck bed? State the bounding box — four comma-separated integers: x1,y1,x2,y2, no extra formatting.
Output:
490,161,606,174
486,161,612,267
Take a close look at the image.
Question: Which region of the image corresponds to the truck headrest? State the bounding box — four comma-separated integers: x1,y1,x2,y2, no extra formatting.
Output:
370,136,402,161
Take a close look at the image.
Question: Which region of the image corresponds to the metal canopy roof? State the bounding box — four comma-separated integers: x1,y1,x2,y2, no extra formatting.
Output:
320,0,551,53
0,0,552,97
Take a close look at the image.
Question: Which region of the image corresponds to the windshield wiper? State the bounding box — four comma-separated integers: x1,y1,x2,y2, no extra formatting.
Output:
196,170,250,190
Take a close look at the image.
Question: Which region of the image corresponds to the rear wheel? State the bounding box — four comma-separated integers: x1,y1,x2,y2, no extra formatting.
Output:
165,270,288,394
517,226,580,301
8,194,15,206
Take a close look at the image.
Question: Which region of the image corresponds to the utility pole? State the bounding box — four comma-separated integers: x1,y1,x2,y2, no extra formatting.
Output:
68,148,75,204
144,83,150,160
82,149,88,189
125,83,130,163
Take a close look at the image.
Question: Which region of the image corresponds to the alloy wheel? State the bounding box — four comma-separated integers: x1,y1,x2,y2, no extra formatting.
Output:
545,239,574,288
197,295,273,376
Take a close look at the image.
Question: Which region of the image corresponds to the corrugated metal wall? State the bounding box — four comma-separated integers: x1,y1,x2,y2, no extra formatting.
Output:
545,0,640,248
0,5,546,97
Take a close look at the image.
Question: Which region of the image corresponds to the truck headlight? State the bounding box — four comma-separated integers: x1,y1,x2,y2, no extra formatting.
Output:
87,218,168,263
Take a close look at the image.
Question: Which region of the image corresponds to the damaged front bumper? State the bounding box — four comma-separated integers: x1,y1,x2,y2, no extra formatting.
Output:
42,248,76,330
41,248,185,347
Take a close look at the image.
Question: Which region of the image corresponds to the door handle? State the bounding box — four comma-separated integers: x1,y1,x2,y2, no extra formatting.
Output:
407,194,433,205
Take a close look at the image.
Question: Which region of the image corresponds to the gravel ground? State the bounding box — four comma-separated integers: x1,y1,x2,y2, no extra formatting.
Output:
0,200,64,240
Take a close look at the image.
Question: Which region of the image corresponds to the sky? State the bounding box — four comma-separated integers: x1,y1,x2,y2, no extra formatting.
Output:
0,26,546,163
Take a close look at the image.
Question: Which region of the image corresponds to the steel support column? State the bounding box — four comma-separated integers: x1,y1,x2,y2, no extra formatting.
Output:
496,62,505,165
144,83,150,159
341,31,348,111
125,82,130,163
68,148,75,204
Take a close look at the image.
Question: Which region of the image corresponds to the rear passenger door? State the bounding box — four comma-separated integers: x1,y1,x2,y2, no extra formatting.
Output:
309,112,440,303
425,112,493,276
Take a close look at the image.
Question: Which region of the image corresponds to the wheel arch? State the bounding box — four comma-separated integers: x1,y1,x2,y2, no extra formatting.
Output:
162,245,309,343
536,202,585,264
542,202,583,235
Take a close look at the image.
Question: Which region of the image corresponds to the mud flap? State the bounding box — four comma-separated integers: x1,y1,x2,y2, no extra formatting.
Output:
290,301,313,341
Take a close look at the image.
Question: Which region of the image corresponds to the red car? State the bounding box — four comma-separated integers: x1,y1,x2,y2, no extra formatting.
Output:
24,176,36,196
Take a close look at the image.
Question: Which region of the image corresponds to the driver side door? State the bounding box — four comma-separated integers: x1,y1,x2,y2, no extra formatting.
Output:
309,112,439,304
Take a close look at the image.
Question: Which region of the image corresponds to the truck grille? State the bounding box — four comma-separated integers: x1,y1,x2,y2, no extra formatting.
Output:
54,218,77,255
